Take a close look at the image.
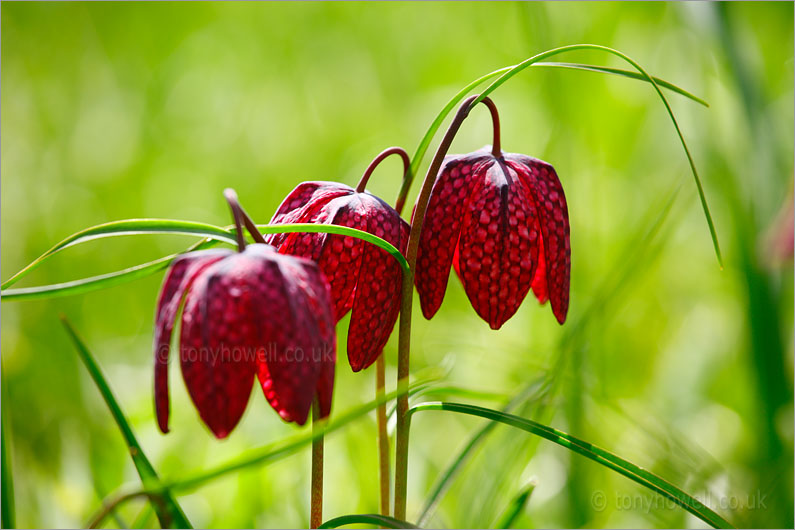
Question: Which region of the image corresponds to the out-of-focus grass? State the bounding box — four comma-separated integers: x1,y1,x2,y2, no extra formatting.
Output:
1,2,792,528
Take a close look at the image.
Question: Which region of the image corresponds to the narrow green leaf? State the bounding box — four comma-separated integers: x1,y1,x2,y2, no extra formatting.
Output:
415,379,549,526
2,222,408,303
254,224,409,275
1,366,15,530
494,480,537,529
318,514,419,529
60,318,192,529
386,383,509,423
532,62,709,107
409,402,734,529
2,255,176,302
1,219,238,290
472,44,722,267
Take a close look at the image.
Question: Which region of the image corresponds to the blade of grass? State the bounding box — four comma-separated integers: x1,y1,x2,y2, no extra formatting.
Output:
415,377,552,526
60,317,191,529
2,222,408,302
3,254,179,302
409,402,734,529
318,514,419,529
254,224,409,275
1,365,15,530
1,219,238,290
494,480,537,529
532,62,709,107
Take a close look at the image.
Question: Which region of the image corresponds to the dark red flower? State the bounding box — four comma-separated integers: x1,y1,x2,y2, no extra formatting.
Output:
268,181,409,372
154,243,335,438
415,146,570,329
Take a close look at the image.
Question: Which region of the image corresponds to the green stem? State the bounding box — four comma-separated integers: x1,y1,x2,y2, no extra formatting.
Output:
311,397,324,529
1,364,15,530
374,152,414,519
394,94,492,519
376,355,391,517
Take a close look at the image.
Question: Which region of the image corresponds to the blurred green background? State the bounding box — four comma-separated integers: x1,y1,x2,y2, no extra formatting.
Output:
2,2,793,528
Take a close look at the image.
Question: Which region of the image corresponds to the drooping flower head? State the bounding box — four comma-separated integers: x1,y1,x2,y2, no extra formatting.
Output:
154,190,335,438
268,149,410,372
414,99,570,329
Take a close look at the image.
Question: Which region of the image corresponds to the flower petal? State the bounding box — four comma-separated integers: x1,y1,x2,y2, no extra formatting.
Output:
178,254,259,439
153,249,230,434
249,246,332,425
268,182,352,247
347,195,409,371
456,161,539,329
507,155,570,323
294,260,337,418
295,195,366,322
415,153,491,320
530,238,549,304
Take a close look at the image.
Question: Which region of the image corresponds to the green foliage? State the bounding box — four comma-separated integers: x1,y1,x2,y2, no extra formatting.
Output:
408,402,733,528
318,514,419,529
2,2,792,528
60,318,191,529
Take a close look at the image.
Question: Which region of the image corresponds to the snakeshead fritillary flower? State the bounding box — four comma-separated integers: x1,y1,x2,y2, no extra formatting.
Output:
415,146,570,329
154,243,336,438
269,181,409,372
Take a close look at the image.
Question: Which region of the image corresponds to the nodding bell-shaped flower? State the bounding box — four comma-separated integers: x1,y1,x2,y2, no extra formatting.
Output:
415,100,570,329
268,148,410,372
154,190,335,438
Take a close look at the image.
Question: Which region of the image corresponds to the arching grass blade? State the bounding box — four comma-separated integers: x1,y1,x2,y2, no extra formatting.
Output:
318,514,419,529
532,62,709,107
1,219,238,290
409,402,733,529
60,317,192,529
2,222,407,302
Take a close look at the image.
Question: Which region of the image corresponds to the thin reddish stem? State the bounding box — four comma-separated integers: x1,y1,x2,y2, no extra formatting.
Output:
356,147,411,194
223,189,247,251
481,97,502,157
223,188,267,246
310,397,324,529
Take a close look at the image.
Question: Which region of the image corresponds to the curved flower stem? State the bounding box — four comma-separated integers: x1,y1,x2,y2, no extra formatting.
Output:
393,94,495,520
223,189,247,251
357,147,411,194
311,396,324,529
481,97,502,157
224,188,268,245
